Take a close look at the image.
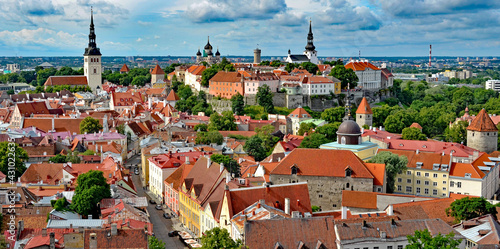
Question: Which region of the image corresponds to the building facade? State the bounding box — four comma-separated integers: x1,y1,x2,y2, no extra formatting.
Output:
83,9,102,92
345,60,382,89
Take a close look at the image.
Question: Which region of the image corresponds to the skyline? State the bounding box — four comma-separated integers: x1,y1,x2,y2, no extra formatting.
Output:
0,0,499,57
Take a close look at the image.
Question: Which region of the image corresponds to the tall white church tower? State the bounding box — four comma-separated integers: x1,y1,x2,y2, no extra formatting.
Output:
83,8,102,92
304,20,318,64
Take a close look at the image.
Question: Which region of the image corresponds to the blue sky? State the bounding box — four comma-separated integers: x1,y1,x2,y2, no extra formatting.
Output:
0,0,499,57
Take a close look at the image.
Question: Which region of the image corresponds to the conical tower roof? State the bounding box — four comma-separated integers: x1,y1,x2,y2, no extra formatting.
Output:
356,97,372,114
151,64,165,75
467,109,498,132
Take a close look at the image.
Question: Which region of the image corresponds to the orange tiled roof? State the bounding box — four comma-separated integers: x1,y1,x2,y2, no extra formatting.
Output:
44,76,88,86
120,64,130,73
16,102,50,117
467,109,498,132
187,65,206,76
356,97,372,115
345,61,380,71
210,71,242,83
151,64,164,75
288,107,311,118
364,163,385,186
410,123,422,129
166,90,180,101
271,148,374,178
341,190,378,210
111,92,143,107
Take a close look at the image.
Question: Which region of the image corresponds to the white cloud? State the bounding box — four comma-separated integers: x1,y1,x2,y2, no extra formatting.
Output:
138,20,152,26
136,37,143,42
0,28,86,48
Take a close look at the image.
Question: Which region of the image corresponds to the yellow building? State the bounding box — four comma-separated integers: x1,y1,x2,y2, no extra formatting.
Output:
381,149,452,198
140,143,161,187
178,157,227,237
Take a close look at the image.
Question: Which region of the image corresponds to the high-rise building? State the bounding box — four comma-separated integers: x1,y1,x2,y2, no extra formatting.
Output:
83,8,102,92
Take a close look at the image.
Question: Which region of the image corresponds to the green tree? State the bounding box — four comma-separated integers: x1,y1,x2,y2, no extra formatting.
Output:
116,124,125,135
71,170,111,216
406,229,461,249
80,117,103,134
315,122,341,141
259,61,270,66
368,151,408,193
210,154,240,177
300,62,319,74
131,75,147,86
36,68,57,86
81,150,97,156
285,63,299,73
194,123,208,132
298,122,316,136
244,136,268,161
321,107,345,123
148,236,166,249
201,67,219,87
201,227,242,249
444,121,468,144
299,133,330,148
372,105,401,128
208,111,237,131
256,85,274,113
0,142,28,179
270,60,282,67
255,125,279,153
196,131,224,145
231,93,245,115
446,197,497,223
51,197,71,211
49,154,68,163
329,65,358,89
384,109,417,134
401,127,427,141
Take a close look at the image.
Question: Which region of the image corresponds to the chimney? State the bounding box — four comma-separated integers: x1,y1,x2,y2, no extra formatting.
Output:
226,172,231,184
341,206,348,219
111,223,118,236
51,118,55,131
387,204,394,216
185,156,190,164
285,198,290,215
416,149,419,154
49,232,55,249
42,228,47,237
89,233,97,249
207,156,211,168
220,163,224,173
108,216,111,224
89,214,93,219
380,231,387,239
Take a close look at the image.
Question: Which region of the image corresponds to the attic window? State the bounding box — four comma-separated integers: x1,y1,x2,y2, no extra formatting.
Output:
291,166,298,175
345,168,352,177
416,162,423,168
465,173,472,178
422,145,427,148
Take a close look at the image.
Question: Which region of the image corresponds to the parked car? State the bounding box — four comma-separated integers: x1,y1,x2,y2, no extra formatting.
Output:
168,231,178,237
163,213,171,219
149,199,156,205
155,204,162,210
134,169,140,175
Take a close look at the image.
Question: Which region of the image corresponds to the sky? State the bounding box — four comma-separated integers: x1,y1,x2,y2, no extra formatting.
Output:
0,0,499,57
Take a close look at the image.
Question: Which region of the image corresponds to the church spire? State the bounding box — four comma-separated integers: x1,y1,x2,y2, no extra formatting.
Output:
305,20,316,52
84,7,101,56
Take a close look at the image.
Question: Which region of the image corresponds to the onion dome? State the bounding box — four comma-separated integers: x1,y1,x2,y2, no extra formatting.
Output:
196,49,202,56
204,36,212,50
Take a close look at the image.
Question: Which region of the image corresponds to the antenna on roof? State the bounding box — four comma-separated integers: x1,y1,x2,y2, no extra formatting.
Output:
359,50,361,60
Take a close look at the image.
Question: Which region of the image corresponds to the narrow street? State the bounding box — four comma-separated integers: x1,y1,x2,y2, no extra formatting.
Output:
128,155,186,249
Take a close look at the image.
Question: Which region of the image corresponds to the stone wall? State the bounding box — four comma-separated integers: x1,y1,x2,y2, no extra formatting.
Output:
286,95,303,109
208,99,232,114
467,130,498,153
244,93,287,107
269,174,373,211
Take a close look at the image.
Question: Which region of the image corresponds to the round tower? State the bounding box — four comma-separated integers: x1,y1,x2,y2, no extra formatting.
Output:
466,109,498,153
254,48,261,64
355,97,373,128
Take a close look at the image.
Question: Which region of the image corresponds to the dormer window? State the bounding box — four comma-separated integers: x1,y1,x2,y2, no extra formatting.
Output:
345,167,352,177
291,165,298,175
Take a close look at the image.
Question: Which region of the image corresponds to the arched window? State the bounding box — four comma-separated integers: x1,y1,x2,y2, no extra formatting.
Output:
93,68,96,74
346,183,350,188
345,168,352,177
341,136,346,145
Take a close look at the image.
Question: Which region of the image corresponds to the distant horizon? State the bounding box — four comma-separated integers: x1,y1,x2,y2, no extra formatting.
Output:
2,55,499,59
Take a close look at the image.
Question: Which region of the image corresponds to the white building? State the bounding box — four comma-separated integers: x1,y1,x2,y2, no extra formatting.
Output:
485,80,500,91
148,154,184,202
345,60,382,89
449,154,500,198
185,65,206,91
301,76,340,95
285,21,318,64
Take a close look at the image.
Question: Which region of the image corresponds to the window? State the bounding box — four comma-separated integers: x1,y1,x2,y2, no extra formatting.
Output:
443,174,446,178
443,187,446,191
457,182,462,188
416,187,421,194
319,194,323,198
416,180,421,185
406,186,412,192
346,183,350,188
450,181,455,187
433,173,438,178
416,172,421,176
93,68,96,74
397,185,402,191
424,181,429,185
398,246,403,249
407,171,412,175
425,173,429,177
424,188,429,194
433,182,438,186
387,247,393,249
397,178,402,183
433,189,438,195
345,168,352,177
407,179,411,184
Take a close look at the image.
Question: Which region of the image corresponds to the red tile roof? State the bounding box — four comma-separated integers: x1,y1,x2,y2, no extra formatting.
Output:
288,107,311,118
164,163,194,190
410,122,423,129
83,229,148,249
151,64,165,75
228,182,312,218
341,190,378,209
187,65,206,76
210,71,242,82
111,92,143,107
16,102,50,117
356,97,372,114
20,164,64,185
44,76,88,86
271,149,374,179
120,64,130,73
364,163,385,186
345,61,380,71
23,117,104,134
166,89,180,101
467,109,498,132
